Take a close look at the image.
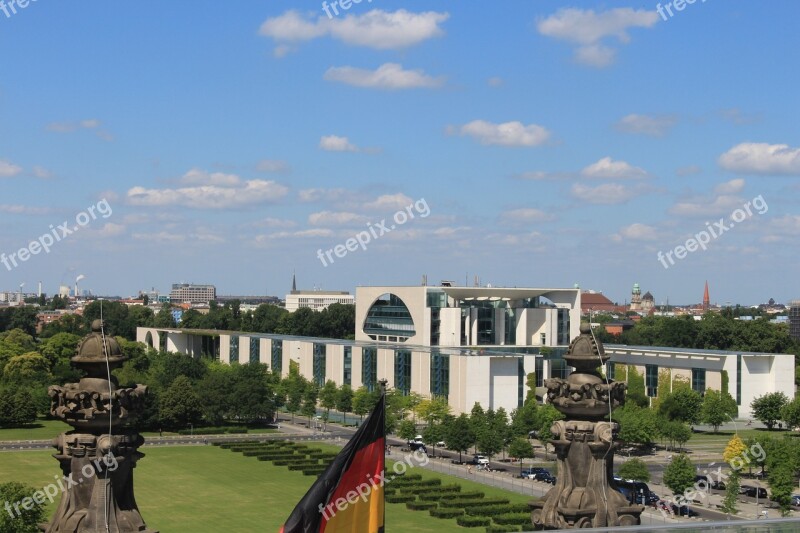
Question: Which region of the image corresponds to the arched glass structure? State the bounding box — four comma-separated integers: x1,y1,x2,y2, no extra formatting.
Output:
363,293,416,342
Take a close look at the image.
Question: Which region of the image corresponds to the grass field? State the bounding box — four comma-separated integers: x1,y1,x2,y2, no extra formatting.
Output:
0,443,534,532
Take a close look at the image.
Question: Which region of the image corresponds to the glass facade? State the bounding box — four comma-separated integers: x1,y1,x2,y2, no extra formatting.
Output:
230,336,239,363
249,338,260,364
518,358,525,408
343,346,352,386
271,340,283,374
736,354,742,406
430,352,449,399
606,361,615,380
313,343,326,386
692,368,706,393
363,293,416,341
394,350,412,395
362,347,378,391
535,357,544,387
558,308,571,345
504,308,516,345
646,364,658,397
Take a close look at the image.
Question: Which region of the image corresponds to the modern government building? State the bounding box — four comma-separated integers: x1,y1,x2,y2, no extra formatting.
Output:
137,284,795,419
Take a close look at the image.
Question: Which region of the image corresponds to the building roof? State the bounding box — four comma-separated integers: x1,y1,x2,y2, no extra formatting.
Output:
581,293,615,306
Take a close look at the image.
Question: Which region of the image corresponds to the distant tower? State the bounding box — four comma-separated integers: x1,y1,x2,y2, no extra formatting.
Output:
630,283,642,312
291,271,297,294
703,281,710,312
642,291,655,313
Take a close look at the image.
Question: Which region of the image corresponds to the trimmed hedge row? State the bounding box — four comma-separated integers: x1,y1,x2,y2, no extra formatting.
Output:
385,494,416,504
465,504,529,517
440,498,509,509
429,508,464,519
492,513,532,526
456,516,491,528
400,484,461,496
406,501,438,511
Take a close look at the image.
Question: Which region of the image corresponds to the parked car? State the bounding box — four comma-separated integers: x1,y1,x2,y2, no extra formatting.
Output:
435,441,446,448
740,485,768,499
695,475,725,490
614,479,652,505
408,436,427,453
519,467,549,479
470,455,489,465
791,494,800,507
536,472,557,485
653,500,699,517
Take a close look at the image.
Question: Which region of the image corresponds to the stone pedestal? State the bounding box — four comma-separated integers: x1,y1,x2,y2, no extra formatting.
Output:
530,325,643,529
43,320,157,533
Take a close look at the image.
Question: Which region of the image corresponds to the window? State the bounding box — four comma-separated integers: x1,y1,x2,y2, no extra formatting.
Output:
558,309,571,345
343,346,352,386
230,336,239,363
362,347,377,392
646,365,658,398
736,355,742,406
606,362,615,380
394,350,412,396
540,333,546,346
430,352,449,399
535,357,544,387
249,338,260,364
363,293,416,342
691,368,706,394
271,340,283,374
518,358,525,408
313,343,326,387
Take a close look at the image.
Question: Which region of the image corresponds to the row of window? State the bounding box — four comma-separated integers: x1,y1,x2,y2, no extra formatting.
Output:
605,362,709,398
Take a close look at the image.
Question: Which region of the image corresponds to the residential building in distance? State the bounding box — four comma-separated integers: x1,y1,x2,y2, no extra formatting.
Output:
790,300,800,341
169,283,216,305
285,274,353,312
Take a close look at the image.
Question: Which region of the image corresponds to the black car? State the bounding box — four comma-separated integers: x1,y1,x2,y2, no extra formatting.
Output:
614,479,652,505
519,467,549,479
740,485,768,499
535,472,557,484
695,475,725,490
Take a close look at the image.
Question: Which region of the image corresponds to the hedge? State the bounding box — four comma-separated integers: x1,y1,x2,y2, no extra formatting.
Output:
492,513,532,526
465,504,529,517
406,501,438,511
439,490,484,500
400,484,461,496
385,494,417,504
456,516,491,528
440,498,509,509
429,508,465,519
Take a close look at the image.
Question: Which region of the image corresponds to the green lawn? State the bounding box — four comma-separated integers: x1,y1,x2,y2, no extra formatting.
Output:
0,444,535,532
0,420,276,441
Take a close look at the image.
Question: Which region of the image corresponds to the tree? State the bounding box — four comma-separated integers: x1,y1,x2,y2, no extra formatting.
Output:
319,380,338,420
335,384,353,415
720,470,740,516
510,400,538,438
153,304,176,328
658,388,702,425
0,389,37,427
301,384,319,423
750,392,789,430
701,389,738,432
613,403,657,448
618,458,650,482
723,434,747,466
398,419,417,441
508,437,535,470
476,409,505,459
444,414,475,463
416,397,451,427
780,397,800,430
158,375,203,430
0,482,46,533
282,372,307,422
525,372,537,404
534,404,564,457
228,363,276,424
352,387,373,422
663,453,695,496
198,365,233,425
658,419,692,452
2,353,50,385
422,423,444,455
765,439,797,516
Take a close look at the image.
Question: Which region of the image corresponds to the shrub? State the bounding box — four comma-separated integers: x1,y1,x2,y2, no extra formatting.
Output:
385,494,416,504
492,513,532,526
457,516,491,528
465,504,529,516
429,508,465,519
406,501,438,511
440,498,509,509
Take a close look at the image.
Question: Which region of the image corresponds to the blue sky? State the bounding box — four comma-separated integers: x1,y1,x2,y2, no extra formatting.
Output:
1,0,798,305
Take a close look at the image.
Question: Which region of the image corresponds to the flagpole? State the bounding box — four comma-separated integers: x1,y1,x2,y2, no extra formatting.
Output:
378,378,388,532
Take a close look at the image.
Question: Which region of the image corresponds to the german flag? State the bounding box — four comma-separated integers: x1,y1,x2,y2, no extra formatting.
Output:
280,393,385,533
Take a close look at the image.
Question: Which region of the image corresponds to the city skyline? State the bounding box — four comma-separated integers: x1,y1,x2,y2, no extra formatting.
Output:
1,1,799,303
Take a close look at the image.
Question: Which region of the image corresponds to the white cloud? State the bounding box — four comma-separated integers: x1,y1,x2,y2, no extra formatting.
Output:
615,113,677,137
718,142,800,176
127,175,289,209
714,178,746,195
179,169,241,186
259,9,449,50
501,208,554,223
571,183,638,204
256,159,290,173
87,223,127,238
617,223,658,241
0,159,23,178
324,63,444,90
45,119,112,140
0,204,50,215
537,8,659,67
581,157,648,180
298,188,350,203
676,165,702,176
320,135,359,152
668,195,744,217
308,211,367,226
31,165,53,179
260,228,334,241
455,120,551,147
250,217,297,229
363,193,414,211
